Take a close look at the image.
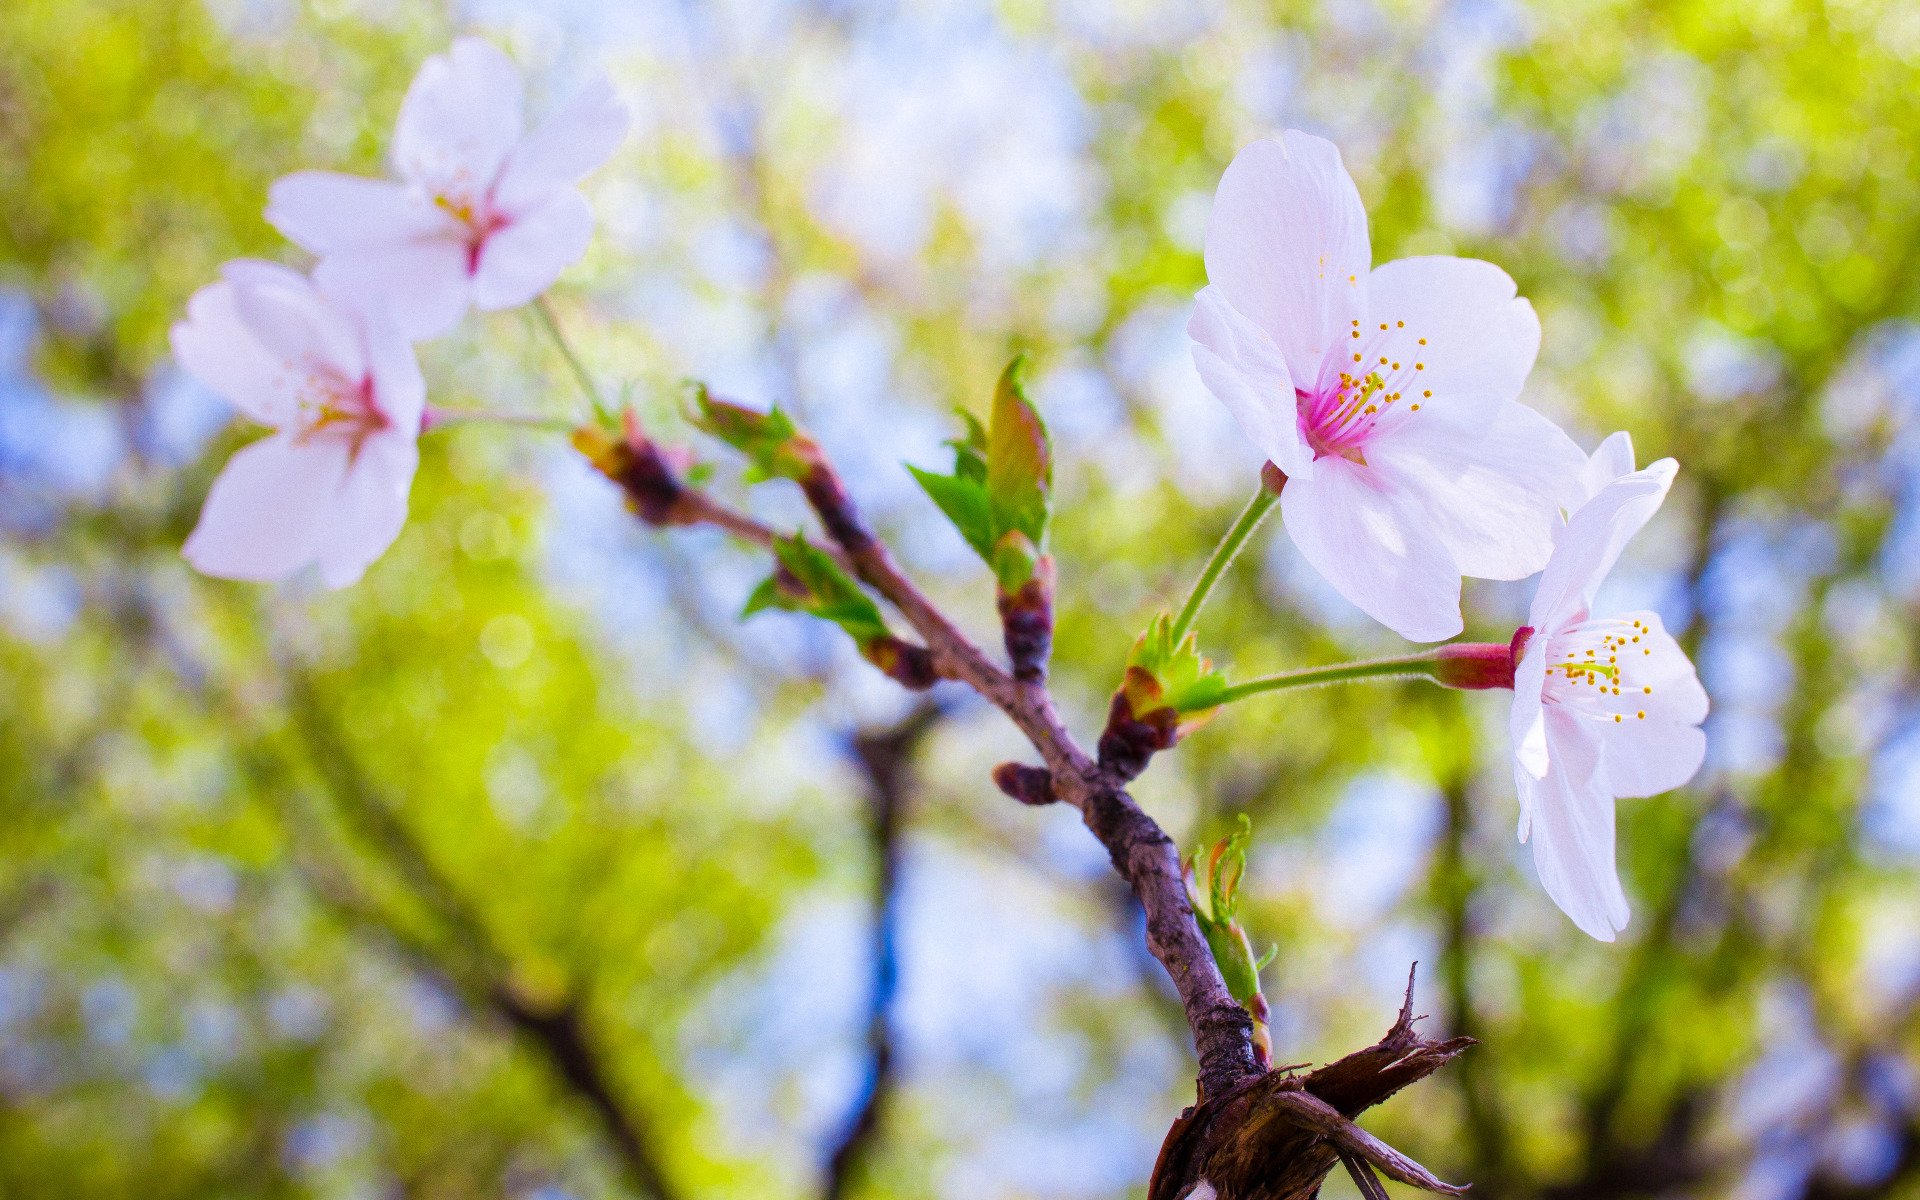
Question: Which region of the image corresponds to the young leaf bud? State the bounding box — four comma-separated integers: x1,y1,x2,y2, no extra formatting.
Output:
986,354,1052,549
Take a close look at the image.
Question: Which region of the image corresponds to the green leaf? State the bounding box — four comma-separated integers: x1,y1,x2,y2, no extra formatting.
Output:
991,529,1041,593
742,534,890,650
1185,815,1266,1006
985,354,1051,547
907,464,995,560
685,383,812,482
951,409,989,483
1128,611,1228,715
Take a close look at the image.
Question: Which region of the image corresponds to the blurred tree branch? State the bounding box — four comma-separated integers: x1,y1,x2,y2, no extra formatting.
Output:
821,699,944,1200
276,680,686,1200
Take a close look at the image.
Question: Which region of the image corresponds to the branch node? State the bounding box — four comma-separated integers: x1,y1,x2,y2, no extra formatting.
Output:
992,762,1057,806
996,554,1055,683
1097,683,1179,783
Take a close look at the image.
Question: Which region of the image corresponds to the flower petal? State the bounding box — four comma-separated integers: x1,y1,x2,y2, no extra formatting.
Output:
393,37,525,197
171,279,296,427
1279,456,1463,641
183,432,349,582
1372,401,1586,581
1528,460,1677,631
314,241,473,342
1577,431,1637,506
494,76,629,214
1203,130,1370,387
1519,710,1630,941
266,172,450,255
1188,286,1312,478
1542,611,1707,798
1603,721,1705,800
1510,630,1551,784
1363,257,1540,430
471,191,594,311
227,264,365,383
315,431,419,589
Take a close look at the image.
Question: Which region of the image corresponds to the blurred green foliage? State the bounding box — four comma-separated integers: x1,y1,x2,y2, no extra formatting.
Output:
3,1,1920,1198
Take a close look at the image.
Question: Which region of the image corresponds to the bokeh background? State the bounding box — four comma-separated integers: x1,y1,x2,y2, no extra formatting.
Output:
5,0,1920,1196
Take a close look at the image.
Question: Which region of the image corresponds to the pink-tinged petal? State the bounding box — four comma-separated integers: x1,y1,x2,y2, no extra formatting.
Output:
1577,431,1637,504
359,311,426,434
1519,710,1630,941
219,258,313,293
1603,722,1705,800
1527,460,1677,631
1363,257,1540,432
171,280,297,427
494,76,629,214
1542,611,1707,798
266,172,450,255
227,265,365,383
1510,630,1551,783
1188,286,1313,478
1622,611,1708,724
315,431,419,588
314,241,473,341
1549,611,1707,728
183,432,350,582
1279,457,1463,641
393,37,525,197
471,191,593,311
1203,131,1370,386
1372,401,1586,581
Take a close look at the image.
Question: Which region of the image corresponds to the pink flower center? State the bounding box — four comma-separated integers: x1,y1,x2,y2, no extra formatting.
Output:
435,191,511,274
296,366,388,451
1298,318,1428,463
1297,370,1391,462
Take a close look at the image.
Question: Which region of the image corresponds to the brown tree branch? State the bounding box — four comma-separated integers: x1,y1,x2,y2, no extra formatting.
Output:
586,419,1471,1196
1148,977,1475,1200
788,455,1262,1101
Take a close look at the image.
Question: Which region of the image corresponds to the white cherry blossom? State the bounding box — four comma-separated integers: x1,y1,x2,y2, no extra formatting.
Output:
1190,130,1585,641
1508,458,1709,940
267,38,628,340
174,261,423,587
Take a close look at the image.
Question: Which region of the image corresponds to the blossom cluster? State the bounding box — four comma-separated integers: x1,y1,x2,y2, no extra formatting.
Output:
172,42,1704,942
1190,132,1707,939
174,38,626,587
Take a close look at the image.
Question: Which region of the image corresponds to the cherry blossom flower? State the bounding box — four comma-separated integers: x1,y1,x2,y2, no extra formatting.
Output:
174,261,424,588
1188,130,1585,641
267,38,628,340
1508,458,1708,940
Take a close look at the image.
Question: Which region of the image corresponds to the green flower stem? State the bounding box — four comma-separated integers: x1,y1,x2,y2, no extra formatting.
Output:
424,406,576,433
533,295,614,424
1210,652,1448,706
1166,483,1280,646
